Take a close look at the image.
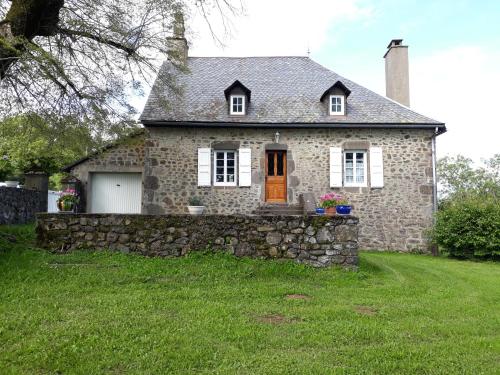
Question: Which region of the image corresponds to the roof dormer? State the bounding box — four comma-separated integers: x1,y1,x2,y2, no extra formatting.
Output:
320,81,351,116
224,80,251,116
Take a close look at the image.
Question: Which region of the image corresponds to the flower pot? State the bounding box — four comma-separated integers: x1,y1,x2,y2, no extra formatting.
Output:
315,207,325,215
4,181,19,188
188,206,205,215
58,200,74,212
336,205,352,215
325,207,336,215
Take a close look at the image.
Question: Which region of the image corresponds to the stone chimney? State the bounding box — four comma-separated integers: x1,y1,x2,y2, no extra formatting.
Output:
167,11,188,66
384,39,410,107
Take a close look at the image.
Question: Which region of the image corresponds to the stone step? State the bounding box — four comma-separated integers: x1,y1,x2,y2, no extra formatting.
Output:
254,204,304,216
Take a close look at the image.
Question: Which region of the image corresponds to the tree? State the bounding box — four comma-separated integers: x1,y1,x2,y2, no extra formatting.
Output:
0,0,238,130
437,155,500,200
0,113,134,185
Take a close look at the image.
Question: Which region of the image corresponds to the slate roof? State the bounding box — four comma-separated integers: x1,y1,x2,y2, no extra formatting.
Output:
140,56,443,126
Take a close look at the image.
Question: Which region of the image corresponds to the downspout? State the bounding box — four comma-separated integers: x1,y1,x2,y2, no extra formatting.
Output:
429,127,439,256
431,127,439,217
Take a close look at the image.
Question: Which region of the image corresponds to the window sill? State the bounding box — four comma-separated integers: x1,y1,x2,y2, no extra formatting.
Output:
344,184,367,188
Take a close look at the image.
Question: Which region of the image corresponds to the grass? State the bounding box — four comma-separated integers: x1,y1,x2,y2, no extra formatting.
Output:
1,225,499,374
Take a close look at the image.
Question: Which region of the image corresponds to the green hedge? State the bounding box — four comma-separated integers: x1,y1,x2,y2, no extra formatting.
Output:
433,197,500,259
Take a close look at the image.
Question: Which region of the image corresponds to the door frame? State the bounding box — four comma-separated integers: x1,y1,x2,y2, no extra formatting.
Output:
265,150,287,203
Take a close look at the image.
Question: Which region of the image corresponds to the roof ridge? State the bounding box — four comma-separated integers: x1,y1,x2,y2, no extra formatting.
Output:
188,56,310,59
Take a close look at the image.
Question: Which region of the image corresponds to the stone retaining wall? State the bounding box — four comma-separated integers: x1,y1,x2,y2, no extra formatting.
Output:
36,214,359,268
1,187,47,225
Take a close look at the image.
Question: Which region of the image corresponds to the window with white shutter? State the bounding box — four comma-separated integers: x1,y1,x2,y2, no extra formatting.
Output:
344,150,367,187
329,147,342,187
238,148,251,187
370,147,384,188
197,148,211,186
213,150,237,186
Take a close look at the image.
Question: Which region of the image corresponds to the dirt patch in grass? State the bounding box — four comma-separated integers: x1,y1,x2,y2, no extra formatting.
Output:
354,305,378,316
47,261,120,269
256,314,300,324
285,294,311,300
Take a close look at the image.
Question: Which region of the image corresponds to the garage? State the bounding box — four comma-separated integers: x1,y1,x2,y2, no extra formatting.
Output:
90,173,142,213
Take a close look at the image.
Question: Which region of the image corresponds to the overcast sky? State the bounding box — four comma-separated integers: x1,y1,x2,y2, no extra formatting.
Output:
139,0,500,162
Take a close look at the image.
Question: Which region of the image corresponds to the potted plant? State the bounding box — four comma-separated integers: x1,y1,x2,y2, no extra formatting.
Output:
187,196,205,215
335,195,352,215
319,192,342,215
57,188,79,212
315,207,325,215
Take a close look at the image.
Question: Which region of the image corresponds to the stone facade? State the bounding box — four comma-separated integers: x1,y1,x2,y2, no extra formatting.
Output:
0,187,47,224
142,126,435,252
36,213,359,268
70,133,145,211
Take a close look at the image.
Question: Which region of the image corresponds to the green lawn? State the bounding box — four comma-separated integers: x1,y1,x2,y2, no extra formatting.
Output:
1,225,499,374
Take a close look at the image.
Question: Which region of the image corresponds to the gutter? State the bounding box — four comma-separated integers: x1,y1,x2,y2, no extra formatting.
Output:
141,120,447,133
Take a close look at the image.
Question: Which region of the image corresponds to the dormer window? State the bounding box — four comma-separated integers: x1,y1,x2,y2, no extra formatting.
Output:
224,80,251,116
320,80,351,117
330,95,344,115
230,95,245,115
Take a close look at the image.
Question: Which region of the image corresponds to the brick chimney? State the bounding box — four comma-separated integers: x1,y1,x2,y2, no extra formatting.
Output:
384,39,410,107
167,11,188,66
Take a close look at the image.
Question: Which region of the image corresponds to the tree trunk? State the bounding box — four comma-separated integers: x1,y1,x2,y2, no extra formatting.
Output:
0,0,64,79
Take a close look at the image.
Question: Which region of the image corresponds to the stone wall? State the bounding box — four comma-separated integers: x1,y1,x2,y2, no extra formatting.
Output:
0,187,47,224
36,213,359,268
71,132,145,212
142,127,435,252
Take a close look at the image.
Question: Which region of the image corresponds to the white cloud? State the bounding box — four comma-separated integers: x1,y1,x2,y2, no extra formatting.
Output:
410,46,500,161
188,0,373,56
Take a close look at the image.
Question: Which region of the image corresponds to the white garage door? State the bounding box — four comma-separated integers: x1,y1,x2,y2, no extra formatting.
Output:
90,173,142,213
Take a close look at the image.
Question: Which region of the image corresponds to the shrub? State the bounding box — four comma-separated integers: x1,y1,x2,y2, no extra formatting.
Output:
433,196,500,259
188,196,203,206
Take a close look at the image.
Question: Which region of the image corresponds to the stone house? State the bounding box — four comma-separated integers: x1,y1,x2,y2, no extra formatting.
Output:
63,23,446,252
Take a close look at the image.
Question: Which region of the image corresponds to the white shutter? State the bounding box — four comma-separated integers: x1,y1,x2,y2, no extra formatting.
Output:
370,147,384,188
329,147,343,187
238,148,252,187
198,148,211,186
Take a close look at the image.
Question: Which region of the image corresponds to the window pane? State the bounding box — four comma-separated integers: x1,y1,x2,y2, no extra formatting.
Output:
356,171,364,183
216,160,224,167
216,152,224,160
227,152,235,160
268,153,275,176
227,159,234,167
227,175,235,183
277,151,284,176
216,175,224,182
216,167,224,175
227,168,234,175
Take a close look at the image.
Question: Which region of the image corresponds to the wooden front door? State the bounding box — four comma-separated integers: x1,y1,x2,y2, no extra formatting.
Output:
265,150,287,203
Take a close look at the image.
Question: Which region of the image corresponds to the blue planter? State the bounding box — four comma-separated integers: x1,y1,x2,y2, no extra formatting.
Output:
336,205,352,215
315,207,325,215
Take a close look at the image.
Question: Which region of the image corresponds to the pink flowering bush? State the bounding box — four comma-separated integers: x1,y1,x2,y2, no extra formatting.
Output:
319,192,349,208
